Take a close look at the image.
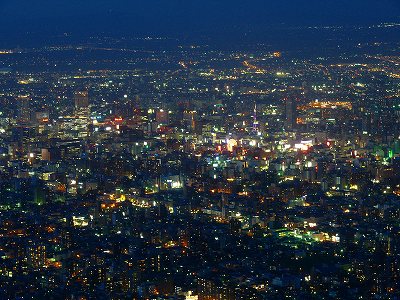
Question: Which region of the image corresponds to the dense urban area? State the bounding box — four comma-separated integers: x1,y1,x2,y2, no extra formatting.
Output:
0,23,400,299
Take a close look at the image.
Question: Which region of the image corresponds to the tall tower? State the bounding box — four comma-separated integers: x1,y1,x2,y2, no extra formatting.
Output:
221,193,227,219
73,91,90,138
252,103,259,133
74,90,89,117
285,98,297,131
17,95,31,124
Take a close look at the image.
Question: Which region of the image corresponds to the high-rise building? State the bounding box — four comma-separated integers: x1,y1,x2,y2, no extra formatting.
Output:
183,110,197,132
16,95,31,124
74,90,90,117
285,98,297,131
74,90,89,109
26,243,47,268
114,94,137,118
156,109,169,125
252,103,259,133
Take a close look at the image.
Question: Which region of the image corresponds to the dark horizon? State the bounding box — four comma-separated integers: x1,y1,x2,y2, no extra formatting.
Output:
1,0,400,47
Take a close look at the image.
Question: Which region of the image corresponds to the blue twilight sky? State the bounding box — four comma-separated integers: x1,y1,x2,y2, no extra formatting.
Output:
0,0,399,43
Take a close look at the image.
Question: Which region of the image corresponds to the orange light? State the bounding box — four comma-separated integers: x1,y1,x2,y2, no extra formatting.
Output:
273,52,282,58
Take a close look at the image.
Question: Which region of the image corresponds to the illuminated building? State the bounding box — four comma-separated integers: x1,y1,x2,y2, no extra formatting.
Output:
27,244,47,268
74,90,90,118
16,95,31,124
156,109,169,125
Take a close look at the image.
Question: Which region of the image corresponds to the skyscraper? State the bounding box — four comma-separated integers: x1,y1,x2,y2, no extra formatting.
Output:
74,90,90,117
16,95,31,124
285,98,297,131
74,90,89,110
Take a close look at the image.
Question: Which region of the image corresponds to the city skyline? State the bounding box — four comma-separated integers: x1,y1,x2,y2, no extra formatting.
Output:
0,1,399,299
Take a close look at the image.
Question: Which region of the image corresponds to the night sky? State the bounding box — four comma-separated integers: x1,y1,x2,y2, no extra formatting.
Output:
0,0,399,44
